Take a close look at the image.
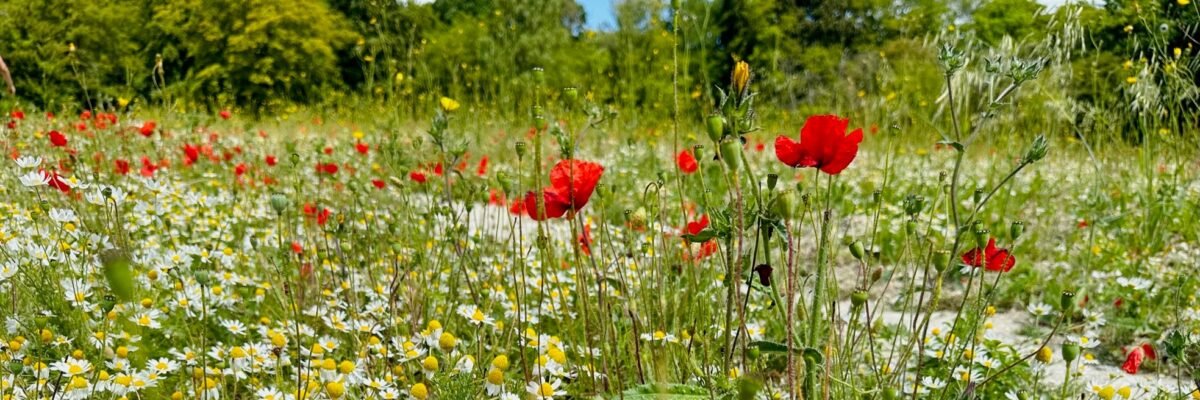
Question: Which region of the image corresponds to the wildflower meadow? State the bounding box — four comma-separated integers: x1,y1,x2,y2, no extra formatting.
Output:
0,0,1199,399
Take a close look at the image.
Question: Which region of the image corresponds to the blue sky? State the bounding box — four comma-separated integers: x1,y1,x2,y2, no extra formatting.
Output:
578,0,1078,31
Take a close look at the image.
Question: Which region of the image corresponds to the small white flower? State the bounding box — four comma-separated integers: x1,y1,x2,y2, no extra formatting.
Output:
19,171,49,187
14,156,41,169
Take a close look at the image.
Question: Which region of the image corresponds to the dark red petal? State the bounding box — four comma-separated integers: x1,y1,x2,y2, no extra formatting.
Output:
1121,347,1144,374
774,136,805,167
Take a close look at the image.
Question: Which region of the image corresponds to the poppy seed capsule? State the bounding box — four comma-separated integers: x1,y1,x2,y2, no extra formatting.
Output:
1010,221,1025,240
706,114,725,142
269,193,289,214
514,141,527,159
1061,343,1080,363
932,250,950,272
905,219,918,235
1060,291,1075,312
770,191,795,219
766,174,779,191
851,290,868,307
719,140,742,171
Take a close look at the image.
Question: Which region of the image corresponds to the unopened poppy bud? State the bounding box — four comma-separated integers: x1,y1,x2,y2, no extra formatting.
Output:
706,114,725,142
269,193,289,214
766,174,778,191
871,267,883,282
719,140,741,171
932,250,950,272
849,241,865,260
851,290,868,307
905,219,918,235
1062,343,1079,363
1010,221,1024,240
1060,291,1075,312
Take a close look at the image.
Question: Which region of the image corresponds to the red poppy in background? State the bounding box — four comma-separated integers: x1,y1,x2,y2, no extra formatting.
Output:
317,163,338,175
265,155,277,166
219,110,231,120
1121,345,1154,374
477,155,489,176
49,131,68,147
961,238,1016,272
114,159,130,175
775,114,863,175
686,214,709,236
316,208,331,225
182,144,200,165
80,110,92,120
140,157,157,177
578,222,593,256
291,242,303,254
409,171,427,183
10,110,24,120
677,149,698,174
139,121,156,137
371,179,386,189
523,159,604,221
234,163,247,176
355,142,369,155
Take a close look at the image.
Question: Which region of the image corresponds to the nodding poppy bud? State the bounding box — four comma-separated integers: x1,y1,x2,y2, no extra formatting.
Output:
1010,221,1025,240
531,67,544,86
706,114,725,142
851,290,868,308
269,193,290,215
752,264,772,286
973,188,984,204
719,140,742,171
497,172,512,193
905,219,918,235
1060,291,1075,312
514,141,527,159
1062,343,1080,363
849,241,866,260
767,173,779,191
932,250,950,272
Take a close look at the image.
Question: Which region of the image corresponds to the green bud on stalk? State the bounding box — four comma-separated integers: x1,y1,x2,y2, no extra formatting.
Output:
849,241,866,260
851,290,869,308
1010,221,1025,240
706,114,726,142
932,250,950,272
1061,342,1080,363
719,140,742,171
1060,291,1075,312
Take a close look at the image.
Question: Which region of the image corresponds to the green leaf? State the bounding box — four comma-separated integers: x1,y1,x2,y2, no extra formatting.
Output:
937,140,964,152
681,229,717,243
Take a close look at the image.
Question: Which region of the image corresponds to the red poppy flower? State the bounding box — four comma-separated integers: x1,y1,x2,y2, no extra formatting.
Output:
140,157,158,177
291,242,304,254
774,115,864,175
1121,346,1146,374
677,149,698,174
578,222,593,256
371,179,386,189
265,155,277,166
523,159,604,221
409,171,427,183
234,163,247,176
80,110,92,120
114,159,130,175
355,142,369,155
317,163,338,175
477,156,489,176
961,238,1016,272
219,110,232,120
182,144,200,165
686,214,709,236
48,131,68,147
139,121,156,137
43,171,71,193
488,188,506,206
316,208,331,226
10,110,24,120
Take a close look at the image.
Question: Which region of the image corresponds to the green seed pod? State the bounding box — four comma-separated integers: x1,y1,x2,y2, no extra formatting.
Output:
1060,291,1075,313
195,270,211,287
563,87,578,103
515,141,527,159
851,290,869,307
766,173,779,191
531,67,545,86
747,347,761,360
973,226,989,249
932,250,951,272
269,193,290,215
719,140,742,171
629,207,648,229
905,219,918,235
849,241,866,260
882,388,899,400
1010,221,1025,240
706,114,726,142
1061,342,1080,363
770,191,795,219
8,362,22,374
973,188,984,204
